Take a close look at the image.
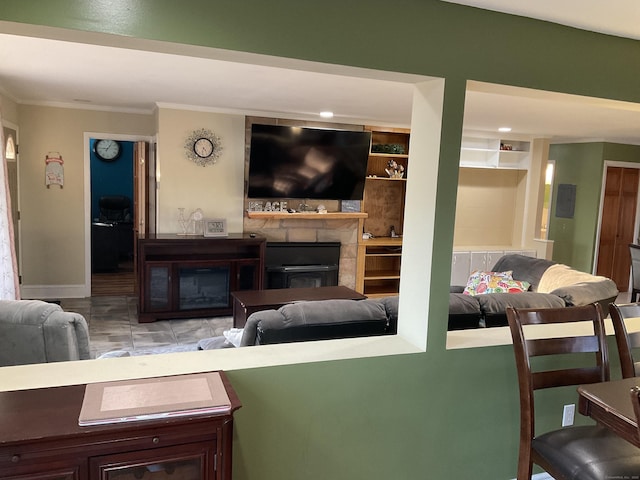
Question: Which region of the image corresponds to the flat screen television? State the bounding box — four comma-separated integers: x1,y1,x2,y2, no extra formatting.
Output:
247,124,371,200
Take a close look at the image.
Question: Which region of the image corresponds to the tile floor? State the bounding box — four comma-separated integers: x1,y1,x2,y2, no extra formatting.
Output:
60,296,233,359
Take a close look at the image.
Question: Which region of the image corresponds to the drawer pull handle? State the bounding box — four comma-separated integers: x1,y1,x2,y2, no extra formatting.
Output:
11,454,20,463
152,437,160,444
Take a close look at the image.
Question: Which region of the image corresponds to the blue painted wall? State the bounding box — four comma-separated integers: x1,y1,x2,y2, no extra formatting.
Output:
90,139,134,221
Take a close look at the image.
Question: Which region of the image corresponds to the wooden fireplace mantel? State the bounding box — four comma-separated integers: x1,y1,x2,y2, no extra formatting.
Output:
246,211,367,220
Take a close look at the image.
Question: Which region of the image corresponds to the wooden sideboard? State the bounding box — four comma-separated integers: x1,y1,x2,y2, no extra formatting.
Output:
137,233,266,323
0,372,242,480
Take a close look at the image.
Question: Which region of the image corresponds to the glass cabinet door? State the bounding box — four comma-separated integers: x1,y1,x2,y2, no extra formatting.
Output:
92,442,214,480
146,264,171,311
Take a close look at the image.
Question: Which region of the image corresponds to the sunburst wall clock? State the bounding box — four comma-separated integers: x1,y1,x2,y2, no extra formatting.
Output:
184,128,223,167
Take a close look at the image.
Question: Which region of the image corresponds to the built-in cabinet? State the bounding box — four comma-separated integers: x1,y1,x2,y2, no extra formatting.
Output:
357,126,410,297
460,136,531,169
137,234,266,322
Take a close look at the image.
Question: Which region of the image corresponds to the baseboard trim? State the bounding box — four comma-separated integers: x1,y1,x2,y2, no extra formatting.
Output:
20,284,89,299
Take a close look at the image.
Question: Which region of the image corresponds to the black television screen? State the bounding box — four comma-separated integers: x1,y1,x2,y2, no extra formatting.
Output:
247,124,371,200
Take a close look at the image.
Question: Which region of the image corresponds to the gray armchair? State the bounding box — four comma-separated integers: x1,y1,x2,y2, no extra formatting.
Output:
0,300,90,366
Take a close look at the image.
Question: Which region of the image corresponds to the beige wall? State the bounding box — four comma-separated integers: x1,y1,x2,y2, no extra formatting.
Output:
454,167,527,247
156,108,246,234
12,102,540,293
0,93,18,124
17,105,154,288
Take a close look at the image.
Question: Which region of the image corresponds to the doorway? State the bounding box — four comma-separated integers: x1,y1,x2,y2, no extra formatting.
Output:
596,164,640,292
2,123,19,279
90,138,135,296
86,133,155,297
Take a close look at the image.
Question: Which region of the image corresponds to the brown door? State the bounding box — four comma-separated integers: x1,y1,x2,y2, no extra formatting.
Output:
596,166,639,290
133,141,156,292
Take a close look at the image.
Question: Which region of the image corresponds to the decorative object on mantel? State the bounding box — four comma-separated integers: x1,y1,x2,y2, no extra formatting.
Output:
316,204,327,214
204,218,228,237
248,200,288,212
177,207,205,235
341,200,361,212
184,128,223,166
385,159,405,179
45,152,64,188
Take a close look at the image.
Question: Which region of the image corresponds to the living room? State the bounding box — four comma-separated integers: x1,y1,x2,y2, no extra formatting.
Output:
3,2,640,480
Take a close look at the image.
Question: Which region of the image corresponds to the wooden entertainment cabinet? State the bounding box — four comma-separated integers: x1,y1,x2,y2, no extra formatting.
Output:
0,372,241,480
137,234,266,323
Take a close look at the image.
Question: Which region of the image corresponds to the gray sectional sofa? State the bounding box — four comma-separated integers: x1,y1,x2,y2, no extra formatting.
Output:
448,254,619,330
198,297,398,350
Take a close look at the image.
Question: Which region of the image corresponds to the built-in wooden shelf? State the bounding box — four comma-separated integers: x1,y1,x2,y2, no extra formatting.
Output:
359,236,403,247
246,211,368,220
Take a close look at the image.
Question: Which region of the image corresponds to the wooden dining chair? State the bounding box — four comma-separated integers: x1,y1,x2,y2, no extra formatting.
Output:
507,303,640,480
610,302,640,378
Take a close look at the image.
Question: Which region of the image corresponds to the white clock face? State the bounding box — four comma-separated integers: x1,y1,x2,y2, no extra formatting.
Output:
95,139,121,161
194,138,214,158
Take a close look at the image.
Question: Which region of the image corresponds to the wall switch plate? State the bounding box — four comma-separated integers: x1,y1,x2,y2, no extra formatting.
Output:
562,404,575,427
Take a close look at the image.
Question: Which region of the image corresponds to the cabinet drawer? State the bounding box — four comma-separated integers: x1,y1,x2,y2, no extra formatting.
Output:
0,421,219,471
0,458,83,480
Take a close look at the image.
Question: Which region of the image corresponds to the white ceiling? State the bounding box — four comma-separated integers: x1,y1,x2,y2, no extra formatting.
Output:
441,0,640,41
2,3,640,144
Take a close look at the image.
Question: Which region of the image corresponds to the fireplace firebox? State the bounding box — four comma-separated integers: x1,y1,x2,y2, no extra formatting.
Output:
265,242,341,289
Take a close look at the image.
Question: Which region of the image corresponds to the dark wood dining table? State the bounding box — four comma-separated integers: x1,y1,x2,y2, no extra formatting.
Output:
578,376,640,448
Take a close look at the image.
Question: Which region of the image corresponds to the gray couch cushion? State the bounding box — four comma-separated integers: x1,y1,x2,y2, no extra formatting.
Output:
0,300,90,366
476,291,566,314
551,280,619,307
449,293,481,315
377,296,399,333
278,299,387,326
241,309,284,346
491,254,556,291
240,299,389,346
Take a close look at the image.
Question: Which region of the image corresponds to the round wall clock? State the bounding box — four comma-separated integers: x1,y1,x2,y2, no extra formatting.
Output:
94,139,122,162
184,128,223,166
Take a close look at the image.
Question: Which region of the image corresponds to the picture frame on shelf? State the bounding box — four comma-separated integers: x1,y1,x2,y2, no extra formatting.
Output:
341,200,361,212
204,218,228,237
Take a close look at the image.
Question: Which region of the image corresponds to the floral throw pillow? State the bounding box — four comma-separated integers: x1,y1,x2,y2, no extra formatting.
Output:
463,270,530,296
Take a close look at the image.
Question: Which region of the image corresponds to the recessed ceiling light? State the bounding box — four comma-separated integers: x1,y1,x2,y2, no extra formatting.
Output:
498,127,512,132
320,111,334,118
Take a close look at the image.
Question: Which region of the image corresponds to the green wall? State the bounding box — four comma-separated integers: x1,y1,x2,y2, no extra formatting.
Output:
549,143,640,272
548,143,605,271
3,1,640,479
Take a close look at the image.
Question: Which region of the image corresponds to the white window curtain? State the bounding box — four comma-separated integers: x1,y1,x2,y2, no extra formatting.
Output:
0,108,20,300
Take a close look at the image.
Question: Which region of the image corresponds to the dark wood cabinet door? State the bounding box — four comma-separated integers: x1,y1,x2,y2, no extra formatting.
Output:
145,262,172,312
90,441,215,480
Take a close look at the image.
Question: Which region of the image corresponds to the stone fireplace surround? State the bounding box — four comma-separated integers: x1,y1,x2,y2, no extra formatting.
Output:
243,211,361,290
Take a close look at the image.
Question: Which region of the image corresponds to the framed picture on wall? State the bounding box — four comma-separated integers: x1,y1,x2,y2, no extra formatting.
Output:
204,218,228,237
